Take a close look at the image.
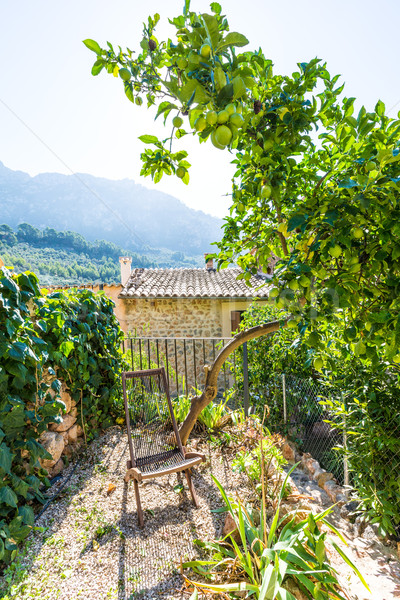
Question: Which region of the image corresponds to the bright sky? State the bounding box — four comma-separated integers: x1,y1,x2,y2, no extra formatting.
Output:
1,0,399,219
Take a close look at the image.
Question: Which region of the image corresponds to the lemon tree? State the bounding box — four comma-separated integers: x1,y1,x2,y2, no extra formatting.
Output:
85,1,400,374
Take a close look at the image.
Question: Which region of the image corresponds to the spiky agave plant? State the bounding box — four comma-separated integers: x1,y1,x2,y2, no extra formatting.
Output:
183,465,370,599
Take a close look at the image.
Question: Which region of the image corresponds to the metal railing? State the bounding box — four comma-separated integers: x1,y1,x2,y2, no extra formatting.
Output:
122,336,243,400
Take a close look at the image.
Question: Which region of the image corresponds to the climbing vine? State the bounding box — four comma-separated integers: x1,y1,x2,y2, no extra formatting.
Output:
0,267,124,565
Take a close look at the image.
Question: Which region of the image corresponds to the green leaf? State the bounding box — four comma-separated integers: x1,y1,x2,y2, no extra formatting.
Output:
210,2,222,14
8,341,28,361
138,135,159,145
60,340,74,358
179,80,210,105
338,176,358,189
2,405,25,431
91,59,104,76
10,474,29,499
0,444,13,474
375,100,385,117
9,516,32,542
287,213,308,232
83,39,102,55
218,32,249,51
0,485,18,508
201,13,220,49
330,540,370,591
155,101,178,121
18,505,34,526
26,439,52,462
232,76,247,100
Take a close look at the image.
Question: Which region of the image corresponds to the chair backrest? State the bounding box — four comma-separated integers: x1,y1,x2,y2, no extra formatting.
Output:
122,368,183,468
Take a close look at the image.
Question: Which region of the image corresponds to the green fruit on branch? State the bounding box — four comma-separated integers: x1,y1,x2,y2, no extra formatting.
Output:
206,110,218,126
261,184,272,199
299,275,311,287
263,139,274,151
176,57,188,70
365,160,376,172
313,357,323,371
225,103,236,116
352,227,363,239
119,68,131,81
214,125,232,147
287,319,298,329
194,115,207,131
173,116,183,128
229,112,244,127
328,244,342,258
349,262,361,273
217,110,229,124
211,130,226,149
200,43,212,59
176,166,187,179
289,279,299,291
269,287,279,298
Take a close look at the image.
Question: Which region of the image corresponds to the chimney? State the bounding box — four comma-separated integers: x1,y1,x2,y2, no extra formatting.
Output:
119,257,132,286
204,253,214,270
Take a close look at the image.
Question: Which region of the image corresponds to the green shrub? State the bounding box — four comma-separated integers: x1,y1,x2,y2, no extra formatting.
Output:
0,268,63,563
37,288,126,435
0,267,126,565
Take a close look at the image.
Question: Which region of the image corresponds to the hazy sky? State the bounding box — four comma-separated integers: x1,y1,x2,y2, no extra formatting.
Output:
1,0,399,219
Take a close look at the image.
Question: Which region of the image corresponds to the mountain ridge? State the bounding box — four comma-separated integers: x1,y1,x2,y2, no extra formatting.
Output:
0,161,223,255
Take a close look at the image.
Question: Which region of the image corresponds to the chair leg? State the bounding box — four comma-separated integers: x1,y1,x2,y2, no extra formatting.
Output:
184,468,199,508
133,479,144,527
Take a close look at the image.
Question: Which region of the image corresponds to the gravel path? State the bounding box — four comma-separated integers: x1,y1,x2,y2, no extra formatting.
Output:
2,427,400,600
2,428,248,600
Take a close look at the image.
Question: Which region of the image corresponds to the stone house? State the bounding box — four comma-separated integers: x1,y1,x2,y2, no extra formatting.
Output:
118,257,272,393
118,256,271,339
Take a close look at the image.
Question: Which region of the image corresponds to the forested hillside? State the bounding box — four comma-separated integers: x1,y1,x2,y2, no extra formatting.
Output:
0,161,222,255
0,223,200,285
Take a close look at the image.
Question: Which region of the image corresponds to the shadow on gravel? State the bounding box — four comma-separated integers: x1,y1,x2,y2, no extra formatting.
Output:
116,465,228,600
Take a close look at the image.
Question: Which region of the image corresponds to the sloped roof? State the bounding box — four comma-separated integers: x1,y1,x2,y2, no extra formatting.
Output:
119,267,271,299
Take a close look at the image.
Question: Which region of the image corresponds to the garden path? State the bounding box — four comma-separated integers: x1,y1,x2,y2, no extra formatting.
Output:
2,428,400,600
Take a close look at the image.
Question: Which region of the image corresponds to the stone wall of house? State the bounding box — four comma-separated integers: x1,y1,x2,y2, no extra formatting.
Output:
124,298,223,338
123,298,227,394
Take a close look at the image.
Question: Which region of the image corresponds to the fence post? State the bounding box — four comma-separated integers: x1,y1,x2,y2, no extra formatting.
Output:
342,393,349,495
282,373,287,424
243,341,249,417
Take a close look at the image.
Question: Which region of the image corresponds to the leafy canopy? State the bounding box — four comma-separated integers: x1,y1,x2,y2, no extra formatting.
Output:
85,1,400,372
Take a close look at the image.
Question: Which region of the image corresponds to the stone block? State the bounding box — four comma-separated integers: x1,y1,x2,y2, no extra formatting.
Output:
39,431,64,469
281,441,296,463
50,414,77,433
61,390,72,413
67,424,78,444
322,479,346,503
48,458,65,478
316,471,334,488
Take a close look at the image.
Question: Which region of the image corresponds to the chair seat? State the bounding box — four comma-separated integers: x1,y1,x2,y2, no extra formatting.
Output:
137,447,185,474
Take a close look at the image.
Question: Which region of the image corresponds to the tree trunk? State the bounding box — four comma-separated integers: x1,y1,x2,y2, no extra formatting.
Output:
178,319,285,444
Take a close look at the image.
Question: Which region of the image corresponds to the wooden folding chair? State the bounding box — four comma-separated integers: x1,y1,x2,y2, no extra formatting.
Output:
122,367,205,527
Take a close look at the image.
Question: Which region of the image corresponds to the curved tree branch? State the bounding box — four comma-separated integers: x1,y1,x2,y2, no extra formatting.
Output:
178,319,285,444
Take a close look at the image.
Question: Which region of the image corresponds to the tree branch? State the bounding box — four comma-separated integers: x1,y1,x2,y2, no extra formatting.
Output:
178,320,285,444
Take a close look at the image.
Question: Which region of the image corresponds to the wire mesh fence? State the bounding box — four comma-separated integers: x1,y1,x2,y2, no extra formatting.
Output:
280,374,346,485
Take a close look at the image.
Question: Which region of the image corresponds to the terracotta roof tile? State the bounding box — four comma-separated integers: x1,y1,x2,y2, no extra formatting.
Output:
119,267,271,299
